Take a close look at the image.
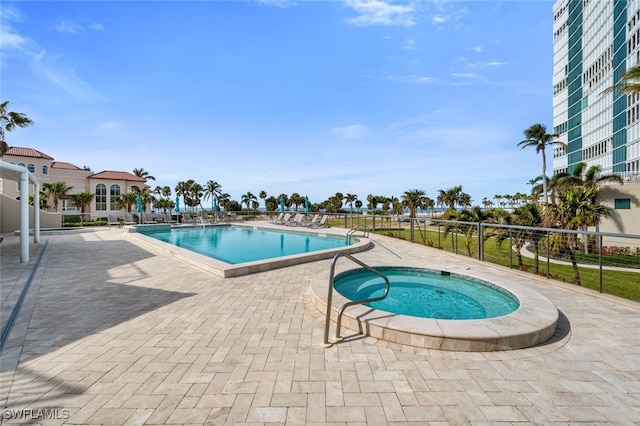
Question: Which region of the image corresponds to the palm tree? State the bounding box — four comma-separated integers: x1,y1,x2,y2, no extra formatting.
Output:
401,189,426,218
542,186,611,285
603,64,640,94
556,162,624,194
241,191,257,211
518,124,566,204
203,180,222,210
133,167,155,182
117,191,138,212
70,192,95,225
344,193,358,215
437,185,463,211
43,182,72,212
0,100,34,157
259,190,267,209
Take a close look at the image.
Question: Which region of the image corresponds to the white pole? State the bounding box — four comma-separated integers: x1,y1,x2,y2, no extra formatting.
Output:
20,171,29,263
34,182,40,244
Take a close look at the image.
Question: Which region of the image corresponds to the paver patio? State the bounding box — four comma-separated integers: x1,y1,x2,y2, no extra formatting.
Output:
1,225,639,425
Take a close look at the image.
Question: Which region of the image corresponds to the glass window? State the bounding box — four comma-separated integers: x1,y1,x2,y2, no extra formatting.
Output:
614,198,631,209
42,165,48,175
95,184,107,211
109,184,121,210
27,164,35,173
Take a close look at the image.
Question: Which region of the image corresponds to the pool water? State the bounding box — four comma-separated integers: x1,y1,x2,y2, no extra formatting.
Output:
143,225,351,264
334,267,519,320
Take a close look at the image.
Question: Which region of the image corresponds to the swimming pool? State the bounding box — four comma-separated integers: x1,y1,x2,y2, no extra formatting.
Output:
334,267,519,320
128,224,372,277
310,264,559,351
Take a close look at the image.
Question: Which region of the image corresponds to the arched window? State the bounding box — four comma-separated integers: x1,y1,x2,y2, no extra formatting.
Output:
18,163,25,168
42,165,48,175
109,184,121,210
27,164,35,173
95,184,107,211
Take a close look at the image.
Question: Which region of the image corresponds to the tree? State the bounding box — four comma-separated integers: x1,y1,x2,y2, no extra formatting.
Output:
604,64,640,94
401,189,426,218
43,182,72,212
542,186,611,286
241,191,257,211
70,192,95,225
204,180,222,210
437,185,463,211
259,190,267,208
0,100,34,157
117,191,138,212
517,124,566,204
344,193,358,215
556,162,624,194
133,167,155,182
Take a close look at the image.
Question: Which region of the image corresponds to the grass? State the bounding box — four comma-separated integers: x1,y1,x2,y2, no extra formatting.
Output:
366,226,640,303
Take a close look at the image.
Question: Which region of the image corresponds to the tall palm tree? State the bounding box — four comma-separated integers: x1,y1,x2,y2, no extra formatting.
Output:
542,186,611,286
401,189,426,218
241,191,257,211
0,100,34,157
437,185,463,211
518,124,566,204
133,167,155,182
203,180,222,210
259,190,267,209
604,64,640,94
70,192,95,225
43,182,73,212
175,181,190,211
344,193,358,215
556,162,624,195
117,191,138,212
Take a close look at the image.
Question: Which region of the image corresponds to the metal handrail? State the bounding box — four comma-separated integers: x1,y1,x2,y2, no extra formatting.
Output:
321,252,390,348
346,225,369,242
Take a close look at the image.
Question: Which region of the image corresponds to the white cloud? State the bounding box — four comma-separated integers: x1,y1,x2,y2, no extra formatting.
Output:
387,74,439,84
91,22,104,31
432,15,448,24
471,45,482,53
452,72,481,79
55,20,83,35
344,0,416,27
470,61,509,68
97,121,121,130
32,50,103,101
330,124,369,140
403,39,416,50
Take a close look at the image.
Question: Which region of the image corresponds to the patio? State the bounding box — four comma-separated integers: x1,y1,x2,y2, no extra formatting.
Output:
1,226,639,424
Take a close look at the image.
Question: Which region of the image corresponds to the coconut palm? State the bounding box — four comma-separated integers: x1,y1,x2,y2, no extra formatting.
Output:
133,167,155,182
259,190,267,208
241,191,257,211
603,64,640,94
401,189,426,218
203,180,222,210
43,182,73,212
518,124,566,204
344,193,358,215
70,192,95,225
542,186,611,286
437,185,463,211
0,100,34,157
556,162,624,195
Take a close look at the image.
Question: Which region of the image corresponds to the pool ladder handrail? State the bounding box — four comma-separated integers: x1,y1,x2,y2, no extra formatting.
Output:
346,225,369,242
321,252,390,348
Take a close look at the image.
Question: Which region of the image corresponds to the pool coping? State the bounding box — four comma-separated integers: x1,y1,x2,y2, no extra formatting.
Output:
310,263,559,352
126,222,373,278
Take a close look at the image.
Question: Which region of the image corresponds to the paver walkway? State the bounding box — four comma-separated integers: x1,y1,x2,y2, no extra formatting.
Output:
1,226,639,425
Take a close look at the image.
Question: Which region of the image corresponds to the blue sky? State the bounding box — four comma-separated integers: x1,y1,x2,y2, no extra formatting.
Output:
1,0,554,207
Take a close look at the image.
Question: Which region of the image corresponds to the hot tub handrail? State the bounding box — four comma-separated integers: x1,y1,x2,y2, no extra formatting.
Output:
321,252,390,348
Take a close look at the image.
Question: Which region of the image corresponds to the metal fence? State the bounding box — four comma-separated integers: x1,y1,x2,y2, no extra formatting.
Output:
323,214,640,302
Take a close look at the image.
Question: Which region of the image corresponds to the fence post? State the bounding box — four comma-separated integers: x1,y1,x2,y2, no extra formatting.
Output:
599,234,603,293
438,223,441,248
509,229,513,269
478,223,483,261
546,230,550,279
410,218,414,243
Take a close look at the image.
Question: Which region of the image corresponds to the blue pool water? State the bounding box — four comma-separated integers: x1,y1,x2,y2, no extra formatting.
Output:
143,226,351,264
334,267,519,320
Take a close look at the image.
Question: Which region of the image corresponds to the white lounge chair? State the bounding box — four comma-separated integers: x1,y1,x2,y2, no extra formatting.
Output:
308,215,328,228
163,213,176,224
285,213,306,226
123,214,137,225
143,213,157,224
275,213,292,225
107,214,121,227
269,213,284,223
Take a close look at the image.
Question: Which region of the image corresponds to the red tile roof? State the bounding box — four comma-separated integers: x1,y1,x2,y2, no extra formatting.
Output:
6,146,54,160
51,161,82,170
89,170,147,182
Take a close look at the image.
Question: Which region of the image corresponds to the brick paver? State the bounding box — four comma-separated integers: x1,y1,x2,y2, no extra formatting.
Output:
1,226,639,424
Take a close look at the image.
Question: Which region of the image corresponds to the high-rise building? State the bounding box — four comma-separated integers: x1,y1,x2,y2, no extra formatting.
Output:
553,0,640,178
553,0,640,236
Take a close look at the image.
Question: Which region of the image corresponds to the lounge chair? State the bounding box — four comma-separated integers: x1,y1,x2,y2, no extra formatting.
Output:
275,212,292,225
285,213,306,226
123,214,137,225
107,214,122,227
200,210,211,223
268,213,284,223
308,215,328,228
143,213,157,224
163,213,176,224
183,213,195,224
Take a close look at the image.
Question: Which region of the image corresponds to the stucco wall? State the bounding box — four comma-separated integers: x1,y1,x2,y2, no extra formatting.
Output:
0,193,61,234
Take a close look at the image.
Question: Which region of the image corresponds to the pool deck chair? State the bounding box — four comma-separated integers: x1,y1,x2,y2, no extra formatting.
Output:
275,213,292,225
308,215,328,228
285,213,306,227
163,213,176,224
268,213,284,223
143,213,157,224
200,211,211,223
123,214,137,225
107,214,122,227
182,213,195,224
